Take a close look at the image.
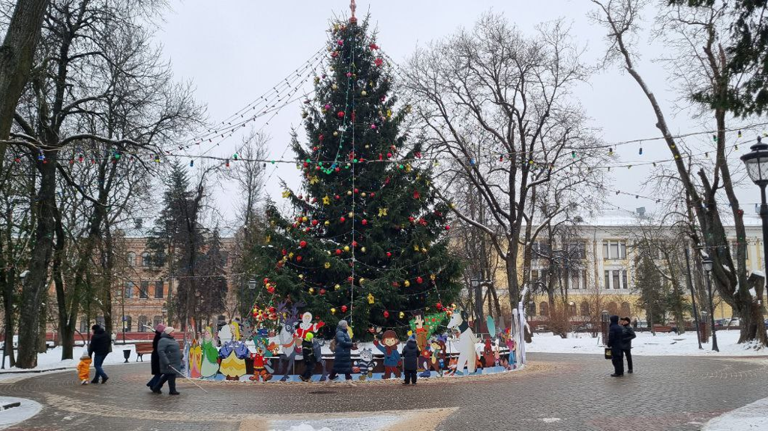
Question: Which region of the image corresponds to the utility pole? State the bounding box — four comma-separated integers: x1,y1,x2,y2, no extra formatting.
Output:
684,247,702,349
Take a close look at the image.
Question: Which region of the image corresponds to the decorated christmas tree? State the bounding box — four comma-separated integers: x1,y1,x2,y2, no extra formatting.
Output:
257,11,462,338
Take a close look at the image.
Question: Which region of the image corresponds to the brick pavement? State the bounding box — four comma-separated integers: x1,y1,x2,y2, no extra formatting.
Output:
0,353,766,430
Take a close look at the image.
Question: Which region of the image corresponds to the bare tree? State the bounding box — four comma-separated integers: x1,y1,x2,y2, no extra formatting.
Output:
403,13,606,312
591,0,767,345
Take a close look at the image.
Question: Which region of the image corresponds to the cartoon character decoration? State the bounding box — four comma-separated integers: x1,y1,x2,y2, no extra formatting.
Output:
413,314,428,351
418,342,432,377
219,339,249,380
218,321,233,345
294,312,325,341
189,337,202,379
373,330,401,379
276,301,304,381
446,310,478,375
200,327,220,378
249,343,273,382
354,348,376,381
481,337,495,369
429,335,447,375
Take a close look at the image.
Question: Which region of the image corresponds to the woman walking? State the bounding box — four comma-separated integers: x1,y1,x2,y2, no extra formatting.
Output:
151,326,181,395
146,323,165,390
328,320,354,382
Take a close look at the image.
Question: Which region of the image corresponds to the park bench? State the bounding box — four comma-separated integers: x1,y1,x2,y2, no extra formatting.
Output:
134,342,153,361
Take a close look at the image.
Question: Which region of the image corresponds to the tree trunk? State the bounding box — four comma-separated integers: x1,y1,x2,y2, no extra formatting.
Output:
0,0,49,170
2,273,15,367
16,153,57,368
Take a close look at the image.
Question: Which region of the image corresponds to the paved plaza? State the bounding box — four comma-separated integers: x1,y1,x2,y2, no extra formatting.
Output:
1,353,767,430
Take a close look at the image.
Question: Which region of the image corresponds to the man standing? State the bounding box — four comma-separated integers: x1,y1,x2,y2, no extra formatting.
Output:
621,317,636,374
88,324,110,384
606,315,624,377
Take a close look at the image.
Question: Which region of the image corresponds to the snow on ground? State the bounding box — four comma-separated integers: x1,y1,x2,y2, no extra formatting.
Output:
1,344,138,374
0,396,42,429
269,415,399,431
526,330,767,357
703,396,768,430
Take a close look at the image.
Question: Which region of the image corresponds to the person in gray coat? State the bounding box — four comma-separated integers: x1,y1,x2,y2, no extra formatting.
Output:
151,326,181,395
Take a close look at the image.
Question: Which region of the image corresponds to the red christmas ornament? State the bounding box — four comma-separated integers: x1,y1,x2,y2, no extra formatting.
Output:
387,152,392,158
281,249,287,256
386,252,392,258
335,167,340,172
338,111,345,118
320,289,326,295
374,58,383,67
348,276,354,282
303,162,309,168
413,190,420,199
361,219,368,226
378,153,383,161
383,310,390,318
445,225,451,230
341,305,348,313
296,256,303,262
417,276,423,284
335,194,340,200
370,192,375,198
436,302,443,311
352,241,358,248
305,227,311,232
340,216,346,223
336,249,342,255
354,188,359,194
312,220,319,226
263,278,270,284
299,241,307,248
408,216,415,223
267,286,275,294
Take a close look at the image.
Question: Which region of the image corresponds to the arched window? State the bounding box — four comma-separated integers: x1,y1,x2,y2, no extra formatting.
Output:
620,302,631,318
123,316,132,332
141,252,151,267
539,302,550,317
138,315,148,332
580,302,590,317
79,317,89,333
153,316,163,329
127,252,136,267
568,302,577,316
607,302,619,316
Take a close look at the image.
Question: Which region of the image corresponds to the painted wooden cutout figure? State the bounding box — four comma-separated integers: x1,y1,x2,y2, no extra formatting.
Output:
354,347,376,381
200,327,220,378
313,338,329,381
413,314,428,351
373,330,401,379
447,310,477,375
294,312,325,341
249,344,273,382
189,337,202,378
482,337,495,368
276,302,304,381
219,339,248,381
431,336,447,375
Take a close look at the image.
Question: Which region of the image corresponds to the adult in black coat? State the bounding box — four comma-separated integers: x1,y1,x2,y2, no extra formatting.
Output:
621,317,637,374
328,320,354,381
146,323,165,389
88,325,111,384
401,337,420,385
606,315,624,377
151,327,181,395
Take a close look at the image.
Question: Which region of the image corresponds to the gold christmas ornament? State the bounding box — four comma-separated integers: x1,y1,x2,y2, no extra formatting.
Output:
404,280,411,287
344,246,350,252
324,262,331,269
334,284,341,291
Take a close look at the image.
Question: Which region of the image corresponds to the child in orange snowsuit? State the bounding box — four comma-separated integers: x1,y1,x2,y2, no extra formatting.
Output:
78,352,91,385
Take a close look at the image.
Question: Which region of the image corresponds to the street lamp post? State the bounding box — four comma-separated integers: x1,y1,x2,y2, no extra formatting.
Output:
702,257,719,352
741,137,768,310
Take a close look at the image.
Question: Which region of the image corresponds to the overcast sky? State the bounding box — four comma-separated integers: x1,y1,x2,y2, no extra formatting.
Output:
155,0,765,225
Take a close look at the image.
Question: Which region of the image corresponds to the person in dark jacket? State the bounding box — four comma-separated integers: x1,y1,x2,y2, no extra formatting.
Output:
621,317,637,374
328,320,354,382
151,327,181,395
300,332,316,382
606,315,624,377
146,323,165,390
401,336,420,385
88,325,111,384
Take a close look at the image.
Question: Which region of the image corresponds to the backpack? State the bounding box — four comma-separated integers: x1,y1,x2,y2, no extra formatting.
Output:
329,337,336,352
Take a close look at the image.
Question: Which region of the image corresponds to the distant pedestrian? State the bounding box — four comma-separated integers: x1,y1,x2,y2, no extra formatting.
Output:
607,315,624,377
300,332,316,382
328,320,354,382
621,317,636,374
77,351,91,385
151,326,181,395
146,323,165,390
401,336,420,385
88,324,110,384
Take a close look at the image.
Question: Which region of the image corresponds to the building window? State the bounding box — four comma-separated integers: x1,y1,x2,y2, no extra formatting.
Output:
140,281,149,299
604,269,628,289
96,316,105,327
731,241,749,260
580,302,590,317
79,317,88,333
539,302,549,317
569,269,583,290
531,241,551,260
568,302,577,316
127,252,136,267
123,316,132,332
607,302,619,315
602,240,627,260
527,301,536,317
620,302,631,317
220,251,229,267
565,241,586,259
138,316,148,332
153,316,163,329
154,281,164,298
124,282,134,298
141,252,151,267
